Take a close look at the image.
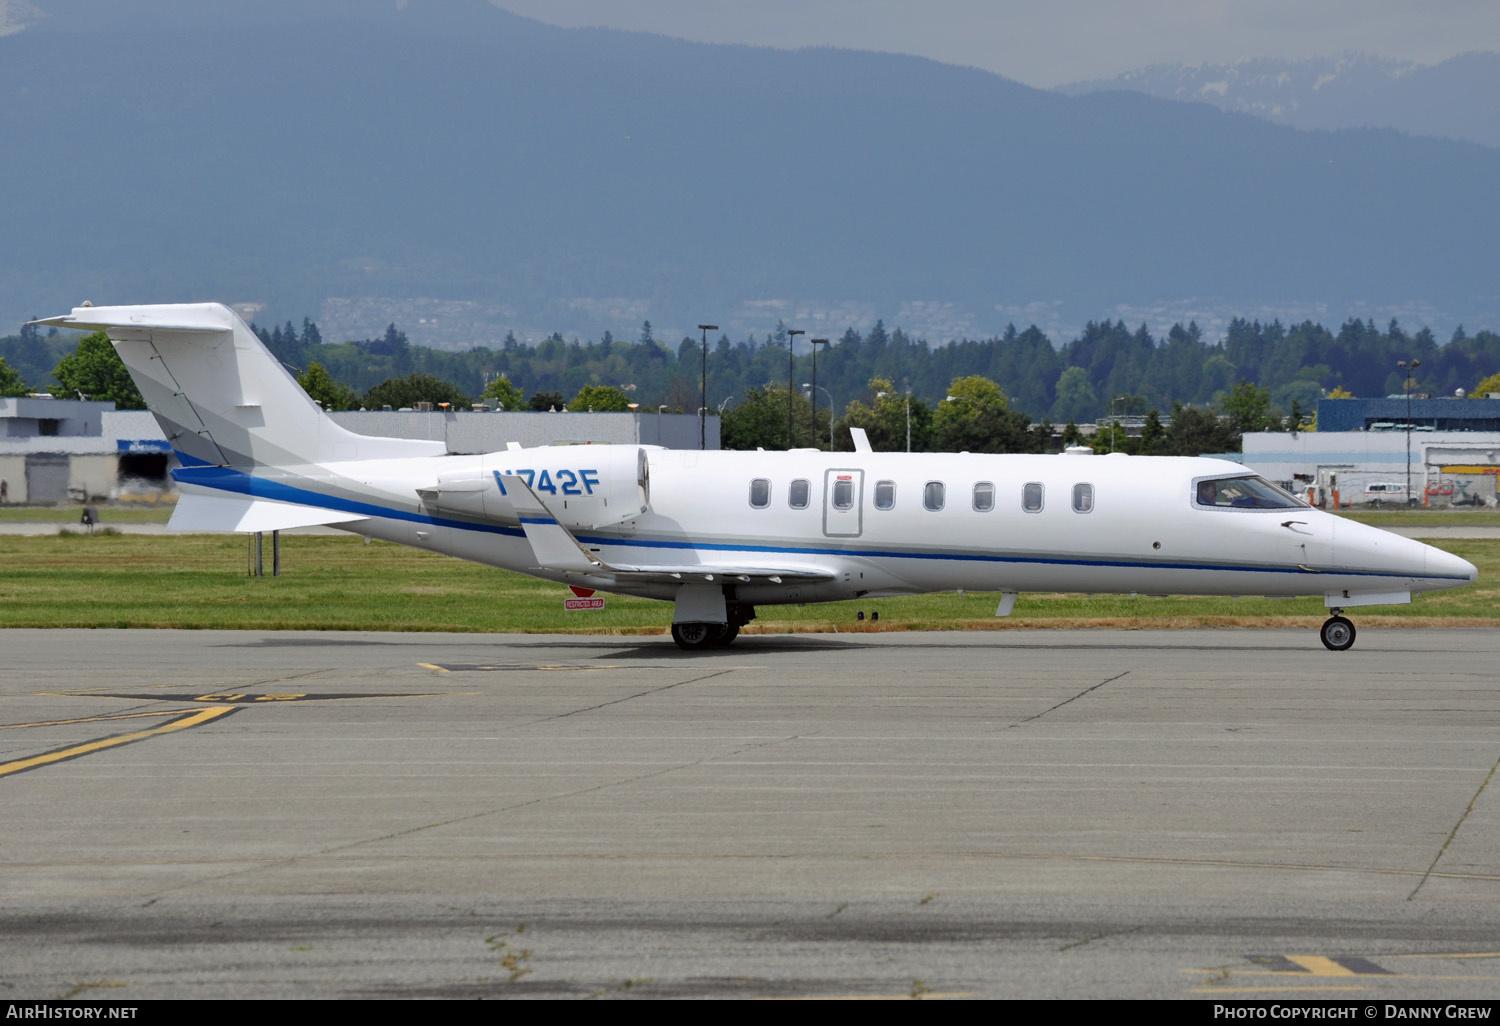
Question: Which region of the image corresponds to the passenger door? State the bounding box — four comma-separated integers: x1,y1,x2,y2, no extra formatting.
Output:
823,469,863,537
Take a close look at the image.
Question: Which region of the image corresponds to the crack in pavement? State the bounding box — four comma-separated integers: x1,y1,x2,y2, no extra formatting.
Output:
1008,670,1130,727
132,667,795,902
1408,747,1500,901
521,668,739,724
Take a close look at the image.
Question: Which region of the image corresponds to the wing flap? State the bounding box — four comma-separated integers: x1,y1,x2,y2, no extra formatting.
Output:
598,562,835,584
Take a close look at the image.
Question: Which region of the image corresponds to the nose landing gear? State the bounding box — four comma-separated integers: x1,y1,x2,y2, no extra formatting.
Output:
1320,609,1356,651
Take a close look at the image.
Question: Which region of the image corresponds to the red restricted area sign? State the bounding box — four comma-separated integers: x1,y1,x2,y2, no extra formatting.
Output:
565,585,604,610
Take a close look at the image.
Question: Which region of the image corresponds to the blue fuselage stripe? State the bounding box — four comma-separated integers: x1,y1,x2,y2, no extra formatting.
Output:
171,464,1465,584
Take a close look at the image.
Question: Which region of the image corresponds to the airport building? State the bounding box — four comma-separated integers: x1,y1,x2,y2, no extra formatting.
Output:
0,396,716,504
1237,397,1500,508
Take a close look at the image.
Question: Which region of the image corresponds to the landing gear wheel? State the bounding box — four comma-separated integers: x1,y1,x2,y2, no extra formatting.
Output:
671,622,735,651
1320,615,1356,651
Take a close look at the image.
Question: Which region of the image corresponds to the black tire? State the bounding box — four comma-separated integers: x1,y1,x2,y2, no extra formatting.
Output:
713,623,740,647
1320,615,1356,651
675,621,732,654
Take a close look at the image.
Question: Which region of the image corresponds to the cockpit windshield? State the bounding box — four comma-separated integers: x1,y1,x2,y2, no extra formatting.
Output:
1195,475,1305,509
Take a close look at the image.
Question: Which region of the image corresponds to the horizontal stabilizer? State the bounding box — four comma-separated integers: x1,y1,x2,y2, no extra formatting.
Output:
169,495,368,533
33,305,233,334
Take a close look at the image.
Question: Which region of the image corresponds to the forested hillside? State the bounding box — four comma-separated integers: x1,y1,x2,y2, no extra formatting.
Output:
7,313,1495,432
247,315,1500,423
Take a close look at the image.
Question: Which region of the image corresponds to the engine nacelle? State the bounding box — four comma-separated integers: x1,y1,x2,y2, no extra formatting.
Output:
418,445,651,528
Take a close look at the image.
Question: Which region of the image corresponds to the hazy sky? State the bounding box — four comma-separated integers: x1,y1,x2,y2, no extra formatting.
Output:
492,0,1500,88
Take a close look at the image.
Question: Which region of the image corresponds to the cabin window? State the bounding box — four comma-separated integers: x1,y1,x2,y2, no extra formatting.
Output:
874,480,896,510
1072,482,1094,513
832,477,854,510
788,478,810,509
749,478,771,509
1194,475,1304,509
972,481,995,512
924,481,945,511
1022,482,1044,513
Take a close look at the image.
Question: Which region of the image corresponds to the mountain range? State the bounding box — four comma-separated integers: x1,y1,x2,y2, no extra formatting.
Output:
2,0,1498,350
1059,51,1500,150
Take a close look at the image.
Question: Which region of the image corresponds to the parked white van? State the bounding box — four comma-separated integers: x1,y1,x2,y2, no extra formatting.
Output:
1364,482,1412,504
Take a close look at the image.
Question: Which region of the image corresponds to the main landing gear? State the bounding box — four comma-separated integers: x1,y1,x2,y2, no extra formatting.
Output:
670,604,756,651
670,622,737,650
1320,609,1356,651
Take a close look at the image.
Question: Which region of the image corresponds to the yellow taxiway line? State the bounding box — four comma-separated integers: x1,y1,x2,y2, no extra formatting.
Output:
0,705,237,779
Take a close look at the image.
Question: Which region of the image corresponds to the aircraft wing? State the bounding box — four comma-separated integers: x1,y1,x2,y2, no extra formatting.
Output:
497,474,835,584
169,495,369,533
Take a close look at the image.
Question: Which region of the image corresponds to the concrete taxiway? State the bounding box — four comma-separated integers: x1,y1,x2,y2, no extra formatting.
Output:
3,627,1500,999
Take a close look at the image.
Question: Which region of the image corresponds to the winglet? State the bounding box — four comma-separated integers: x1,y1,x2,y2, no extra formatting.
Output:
499,473,601,573
849,427,873,452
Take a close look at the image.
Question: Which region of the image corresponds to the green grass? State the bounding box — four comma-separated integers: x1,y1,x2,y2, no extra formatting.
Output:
1,532,1495,634
0,506,174,523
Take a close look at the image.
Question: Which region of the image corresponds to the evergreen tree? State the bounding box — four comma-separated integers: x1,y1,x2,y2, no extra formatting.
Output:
1138,409,1165,454
1050,366,1098,424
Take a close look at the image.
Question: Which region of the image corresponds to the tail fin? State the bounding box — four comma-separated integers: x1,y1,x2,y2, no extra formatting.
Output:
36,303,444,467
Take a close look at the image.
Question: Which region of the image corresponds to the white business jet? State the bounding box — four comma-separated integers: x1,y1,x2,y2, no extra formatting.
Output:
37,303,1476,651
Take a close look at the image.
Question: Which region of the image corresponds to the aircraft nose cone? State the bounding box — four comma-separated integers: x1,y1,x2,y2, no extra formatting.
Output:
1428,544,1478,586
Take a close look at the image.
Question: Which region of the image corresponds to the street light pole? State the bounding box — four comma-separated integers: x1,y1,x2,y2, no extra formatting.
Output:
1111,395,1127,452
1399,358,1421,504
804,383,834,451
698,324,717,451
786,329,804,449
809,338,827,449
